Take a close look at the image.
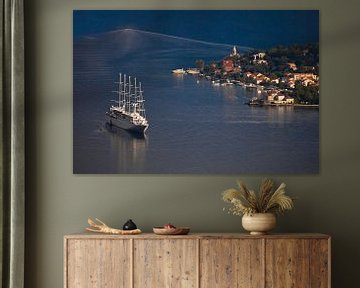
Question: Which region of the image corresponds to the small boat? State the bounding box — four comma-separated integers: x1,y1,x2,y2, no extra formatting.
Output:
245,83,257,89
172,68,186,74
212,80,220,86
220,79,234,86
246,97,264,106
105,73,149,135
186,68,200,75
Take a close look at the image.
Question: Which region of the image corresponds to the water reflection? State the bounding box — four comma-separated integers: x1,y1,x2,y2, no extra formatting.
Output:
220,85,238,103
105,124,148,173
265,106,294,128
246,105,295,128
172,73,185,82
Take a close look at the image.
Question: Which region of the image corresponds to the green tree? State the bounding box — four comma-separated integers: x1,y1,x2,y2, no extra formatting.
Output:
195,59,205,71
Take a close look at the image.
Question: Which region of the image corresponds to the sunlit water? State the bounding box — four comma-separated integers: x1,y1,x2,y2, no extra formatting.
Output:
73,29,319,174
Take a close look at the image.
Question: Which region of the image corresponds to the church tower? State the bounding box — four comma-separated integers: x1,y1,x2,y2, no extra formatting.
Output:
230,46,239,57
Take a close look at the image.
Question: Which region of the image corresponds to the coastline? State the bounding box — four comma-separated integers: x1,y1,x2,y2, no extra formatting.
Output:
173,43,319,108
173,69,319,108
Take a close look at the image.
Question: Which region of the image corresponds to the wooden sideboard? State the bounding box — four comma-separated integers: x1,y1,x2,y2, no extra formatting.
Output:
64,233,330,288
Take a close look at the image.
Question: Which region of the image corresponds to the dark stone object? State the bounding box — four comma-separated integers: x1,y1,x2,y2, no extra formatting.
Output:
123,219,137,230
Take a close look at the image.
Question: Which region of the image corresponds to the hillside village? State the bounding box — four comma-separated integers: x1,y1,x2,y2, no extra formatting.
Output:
175,43,319,106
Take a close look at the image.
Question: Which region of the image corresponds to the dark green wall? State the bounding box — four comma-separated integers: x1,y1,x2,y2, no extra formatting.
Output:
25,0,360,287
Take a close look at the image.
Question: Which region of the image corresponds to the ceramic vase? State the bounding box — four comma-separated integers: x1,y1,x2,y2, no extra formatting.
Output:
242,213,276,235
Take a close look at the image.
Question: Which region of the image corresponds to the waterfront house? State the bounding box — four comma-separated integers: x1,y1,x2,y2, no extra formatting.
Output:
253,59,268,65
271,78,280,84
293,73,319,81
222,59,234,72
267,94,295,105
244,72,270,84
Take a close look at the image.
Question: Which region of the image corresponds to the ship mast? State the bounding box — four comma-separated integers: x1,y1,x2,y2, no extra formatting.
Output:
126,76,132,114
123,74,127,111
134,78,138,114
118,73,122,109
112,72,146,118
138,82,146,118
113,73,124,110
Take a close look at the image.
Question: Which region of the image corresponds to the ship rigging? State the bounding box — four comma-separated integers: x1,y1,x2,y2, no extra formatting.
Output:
105,73,149,135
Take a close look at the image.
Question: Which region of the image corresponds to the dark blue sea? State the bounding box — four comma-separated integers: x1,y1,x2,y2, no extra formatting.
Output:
73,29,319,174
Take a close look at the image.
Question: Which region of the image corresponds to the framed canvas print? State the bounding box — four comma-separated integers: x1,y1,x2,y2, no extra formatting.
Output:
73,10,319,174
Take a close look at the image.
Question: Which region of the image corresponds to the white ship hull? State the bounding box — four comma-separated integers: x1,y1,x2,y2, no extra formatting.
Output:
106,113,148,134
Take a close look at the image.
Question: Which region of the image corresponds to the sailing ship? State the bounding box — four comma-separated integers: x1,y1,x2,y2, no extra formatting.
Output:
105,73,149,135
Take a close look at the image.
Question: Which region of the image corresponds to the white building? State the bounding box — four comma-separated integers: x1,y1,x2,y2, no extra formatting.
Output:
230,46,240,57
253,52,266,60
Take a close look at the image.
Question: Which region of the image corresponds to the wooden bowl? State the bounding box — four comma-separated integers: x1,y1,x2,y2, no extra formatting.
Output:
153,227,190,235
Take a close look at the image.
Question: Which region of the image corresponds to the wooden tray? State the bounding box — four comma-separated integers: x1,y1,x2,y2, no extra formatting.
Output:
153,227,190,235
